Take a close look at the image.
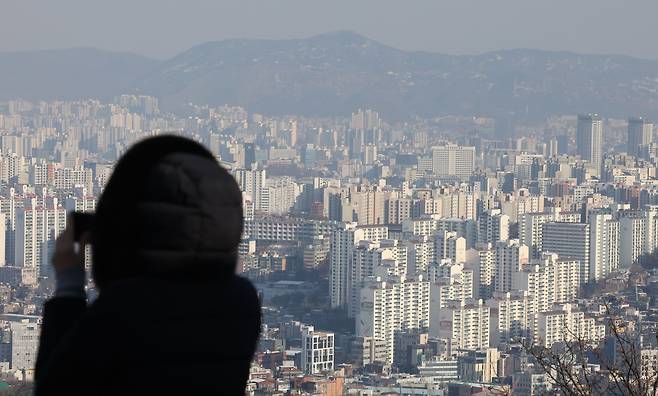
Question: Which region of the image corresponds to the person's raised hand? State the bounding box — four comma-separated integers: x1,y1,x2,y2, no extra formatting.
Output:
51,223,89,272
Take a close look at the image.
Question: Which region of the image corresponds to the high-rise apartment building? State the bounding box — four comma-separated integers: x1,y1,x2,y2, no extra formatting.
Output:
330,223,388,309
468,245,496,300
15,202,66,284
405,235,434,275
435,231,466,264
351,189,386,225
431,299,490,355
428,261,474,308
478,209,510,245
232,168,267,211
357,275,430,364
618,210,646,267
486,291,535,345
262,177,301,215
350,109,381,131
535,303,605,347
588,210,619,282
348,240,407,317
494,239,529,293
512,253,581,313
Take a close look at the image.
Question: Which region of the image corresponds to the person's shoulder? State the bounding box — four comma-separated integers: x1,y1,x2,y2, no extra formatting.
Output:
92,275,259,307
228,275,258,294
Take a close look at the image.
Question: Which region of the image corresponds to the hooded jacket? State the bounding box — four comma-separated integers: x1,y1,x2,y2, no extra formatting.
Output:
35,136,261,395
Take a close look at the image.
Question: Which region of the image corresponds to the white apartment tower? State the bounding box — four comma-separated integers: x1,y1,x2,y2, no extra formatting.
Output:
431,298,490,355
494,239,529,293
405,235,434,275
618,210,646,267
486,291,535,345
330,223,388,309
535,303,605,347
588,211,619,282
15,202,66,284
357,275,430,364
232,168,267,211
512,253,581,313
348,240,406,317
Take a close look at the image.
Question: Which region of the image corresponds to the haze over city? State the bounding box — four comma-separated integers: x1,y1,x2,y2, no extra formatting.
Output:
3,0,658,59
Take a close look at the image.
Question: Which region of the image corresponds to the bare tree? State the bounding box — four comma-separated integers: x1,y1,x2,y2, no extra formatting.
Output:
523,301,658,396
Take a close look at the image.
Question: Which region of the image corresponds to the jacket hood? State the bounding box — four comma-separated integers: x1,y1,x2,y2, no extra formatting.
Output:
91,136,243,289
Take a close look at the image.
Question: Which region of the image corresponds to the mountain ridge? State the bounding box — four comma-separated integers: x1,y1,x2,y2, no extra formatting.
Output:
3,32,658,120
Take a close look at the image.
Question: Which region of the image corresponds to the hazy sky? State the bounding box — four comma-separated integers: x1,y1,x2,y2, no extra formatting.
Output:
3,0,658,59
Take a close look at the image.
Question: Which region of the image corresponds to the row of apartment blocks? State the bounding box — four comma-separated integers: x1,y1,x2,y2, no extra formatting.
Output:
0,153,113,194
321,200,655,368
0,188,96,285
348,253,605,367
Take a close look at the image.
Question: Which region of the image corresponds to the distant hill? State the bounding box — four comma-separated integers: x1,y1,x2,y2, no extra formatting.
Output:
4,32,658,120
0,48,158,101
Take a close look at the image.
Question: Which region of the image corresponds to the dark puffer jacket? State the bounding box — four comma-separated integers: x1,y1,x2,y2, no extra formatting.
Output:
35,136,261,395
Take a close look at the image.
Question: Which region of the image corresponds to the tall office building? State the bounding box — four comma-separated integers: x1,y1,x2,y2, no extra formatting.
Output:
576,114,603,171
520,208,581,258
431,145,476,181
627,117,653,156
542,222,590,285
243,142,256,168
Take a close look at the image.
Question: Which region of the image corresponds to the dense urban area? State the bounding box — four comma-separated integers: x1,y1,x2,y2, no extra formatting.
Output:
0,95,656,395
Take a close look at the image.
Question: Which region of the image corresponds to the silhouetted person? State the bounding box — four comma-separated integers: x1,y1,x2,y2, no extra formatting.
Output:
35,136,261,395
